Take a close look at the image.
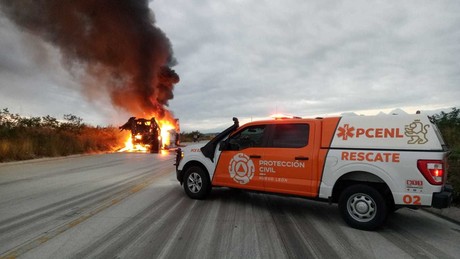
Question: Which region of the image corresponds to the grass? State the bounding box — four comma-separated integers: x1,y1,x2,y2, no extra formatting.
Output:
0,109,127,162
0,126,128,162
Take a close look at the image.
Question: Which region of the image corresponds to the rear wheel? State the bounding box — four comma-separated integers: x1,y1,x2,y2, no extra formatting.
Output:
338,184,388,230
183,166,211,199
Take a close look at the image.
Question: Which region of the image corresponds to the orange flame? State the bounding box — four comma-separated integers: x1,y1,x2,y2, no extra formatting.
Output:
159,120,176,148
118,135,149,152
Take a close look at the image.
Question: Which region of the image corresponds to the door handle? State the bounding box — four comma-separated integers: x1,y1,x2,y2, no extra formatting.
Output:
295,156,309,160
250,155,261,159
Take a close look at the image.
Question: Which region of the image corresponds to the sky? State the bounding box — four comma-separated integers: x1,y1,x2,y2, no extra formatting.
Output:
1,0,459,133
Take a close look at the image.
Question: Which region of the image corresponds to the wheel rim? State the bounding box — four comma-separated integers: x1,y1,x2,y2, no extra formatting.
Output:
187,172,202,193
347,193,377,222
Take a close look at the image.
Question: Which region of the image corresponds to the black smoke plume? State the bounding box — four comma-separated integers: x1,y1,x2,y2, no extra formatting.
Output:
0,0,179,120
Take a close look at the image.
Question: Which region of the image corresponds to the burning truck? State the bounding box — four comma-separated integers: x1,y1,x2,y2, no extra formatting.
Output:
119,117,180,153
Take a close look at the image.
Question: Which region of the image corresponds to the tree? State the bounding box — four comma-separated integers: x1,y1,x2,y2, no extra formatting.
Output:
42,115,59,129
431,108,460,152
61,114,84,133
431,107,460,127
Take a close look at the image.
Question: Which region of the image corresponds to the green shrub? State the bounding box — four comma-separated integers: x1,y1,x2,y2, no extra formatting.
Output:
431,108,460,204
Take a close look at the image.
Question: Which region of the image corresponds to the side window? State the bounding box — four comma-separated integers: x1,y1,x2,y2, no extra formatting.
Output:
271,124,309,148
227,125,266,150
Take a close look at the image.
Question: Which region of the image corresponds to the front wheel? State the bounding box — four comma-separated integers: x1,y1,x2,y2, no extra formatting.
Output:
183,166,211,199
338,184,388,230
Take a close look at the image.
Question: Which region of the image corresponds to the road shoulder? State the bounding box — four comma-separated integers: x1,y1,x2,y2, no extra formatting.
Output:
424,206,460,225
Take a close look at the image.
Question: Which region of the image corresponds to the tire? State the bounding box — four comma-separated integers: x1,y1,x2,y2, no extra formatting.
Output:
388,200,400,214
183,166,211,200
338,184,388,230
150,138,160,153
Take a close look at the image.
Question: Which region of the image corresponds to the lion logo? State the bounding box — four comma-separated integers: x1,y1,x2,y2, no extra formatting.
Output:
404,119,430,144
228,153,255,184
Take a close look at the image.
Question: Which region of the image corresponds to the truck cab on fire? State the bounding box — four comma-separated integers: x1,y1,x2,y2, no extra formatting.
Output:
119,117,162,153
175,115,453,230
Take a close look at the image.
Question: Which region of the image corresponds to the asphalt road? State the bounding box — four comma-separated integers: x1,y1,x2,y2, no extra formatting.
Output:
0,153,459,259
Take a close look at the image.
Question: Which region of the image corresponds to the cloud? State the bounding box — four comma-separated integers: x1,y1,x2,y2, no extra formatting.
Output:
1,1,459,132
156,0,460,131
0,16,122,125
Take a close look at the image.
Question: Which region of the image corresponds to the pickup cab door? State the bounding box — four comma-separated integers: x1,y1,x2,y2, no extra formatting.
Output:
262,123,315,197
211,124,267,192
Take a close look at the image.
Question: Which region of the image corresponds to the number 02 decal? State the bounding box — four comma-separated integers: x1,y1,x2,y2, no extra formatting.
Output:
403,195,421,205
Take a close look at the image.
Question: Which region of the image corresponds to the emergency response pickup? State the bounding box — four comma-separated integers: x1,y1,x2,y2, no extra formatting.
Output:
175,115,453,230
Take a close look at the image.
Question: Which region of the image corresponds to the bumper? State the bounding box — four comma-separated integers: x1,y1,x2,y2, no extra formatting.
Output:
432,185,453,209
176,169,183,183
175,148,183,183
